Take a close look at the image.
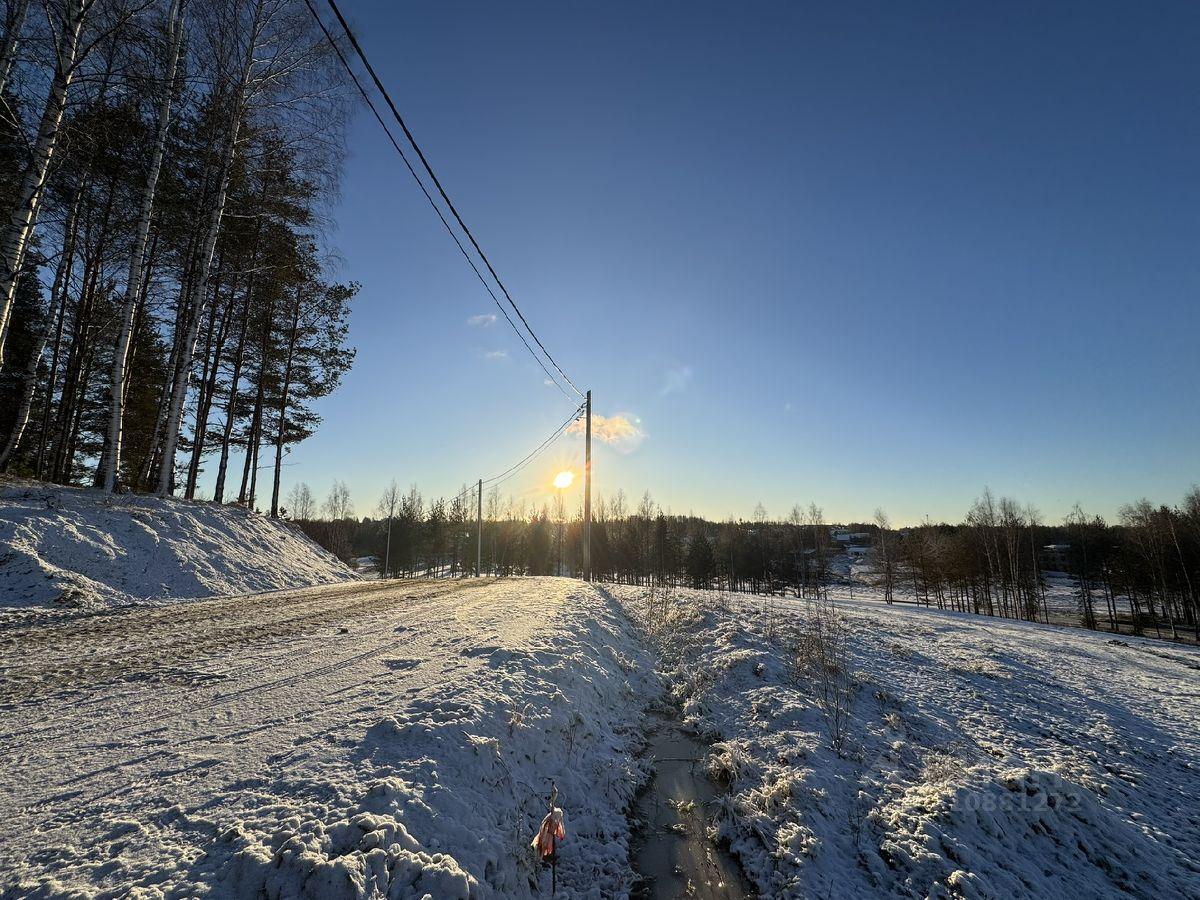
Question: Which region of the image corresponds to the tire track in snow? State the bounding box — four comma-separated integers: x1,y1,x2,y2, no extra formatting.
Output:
0,578,487,750
0,580,397,701
0,578,515,826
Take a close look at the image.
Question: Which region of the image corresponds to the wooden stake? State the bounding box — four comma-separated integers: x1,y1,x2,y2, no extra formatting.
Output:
550,781,558,895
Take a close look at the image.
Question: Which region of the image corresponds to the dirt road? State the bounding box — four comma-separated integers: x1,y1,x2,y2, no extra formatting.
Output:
0,577,547,894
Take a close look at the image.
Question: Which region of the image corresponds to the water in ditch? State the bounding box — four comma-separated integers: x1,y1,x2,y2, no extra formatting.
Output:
630,710,755,899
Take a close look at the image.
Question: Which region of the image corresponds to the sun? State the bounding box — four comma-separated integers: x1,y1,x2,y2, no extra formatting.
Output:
552,470,575,489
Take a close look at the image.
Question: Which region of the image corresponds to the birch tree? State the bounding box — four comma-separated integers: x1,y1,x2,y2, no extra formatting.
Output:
154,0,345,496
0,0,30,94
101,0,183,492
154,0,264,495
285,480,313,520
0,0,98,364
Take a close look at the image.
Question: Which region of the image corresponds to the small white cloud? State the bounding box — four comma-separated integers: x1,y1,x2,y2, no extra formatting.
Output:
659,365,694,397
784,401,793,412
543,378,555,387
567,412,645,453
467,313,497,327
484,349,509,361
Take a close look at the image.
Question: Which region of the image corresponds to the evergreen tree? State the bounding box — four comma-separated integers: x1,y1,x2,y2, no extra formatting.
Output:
686,531,716,589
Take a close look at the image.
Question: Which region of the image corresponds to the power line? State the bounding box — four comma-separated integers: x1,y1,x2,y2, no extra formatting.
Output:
446,401,584,504
484,402,585,489
304,2,593,559
301,0,576,402
320,0,583,400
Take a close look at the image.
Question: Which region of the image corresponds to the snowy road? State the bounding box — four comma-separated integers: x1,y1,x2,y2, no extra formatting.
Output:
0,579,499,888
0,577,654,898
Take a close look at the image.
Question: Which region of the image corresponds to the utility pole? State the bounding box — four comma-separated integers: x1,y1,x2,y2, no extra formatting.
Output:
476,477,483,577
583,390,592,582
383,511,392,580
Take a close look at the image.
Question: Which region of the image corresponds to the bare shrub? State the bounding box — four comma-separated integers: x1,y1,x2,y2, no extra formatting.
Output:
792,594,854,756
643,582,685,637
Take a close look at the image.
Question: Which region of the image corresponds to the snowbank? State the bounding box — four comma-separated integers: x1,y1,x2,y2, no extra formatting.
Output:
609,585,1200,899
210,581,658,899
0,481,354,610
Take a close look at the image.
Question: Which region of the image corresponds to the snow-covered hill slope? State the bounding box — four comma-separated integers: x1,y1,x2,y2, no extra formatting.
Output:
0,481,354,610
610,585,1200,900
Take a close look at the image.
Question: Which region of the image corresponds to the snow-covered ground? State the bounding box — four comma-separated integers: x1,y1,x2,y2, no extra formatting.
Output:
609,584,1200,899
845,558,1137,632
4,574,1198,899
0,577,656,899
823,558,1175,644
0,481,354,611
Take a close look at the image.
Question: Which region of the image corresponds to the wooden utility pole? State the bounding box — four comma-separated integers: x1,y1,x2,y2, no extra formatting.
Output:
583,390,592,581
476,477,483,577
383,512,392,579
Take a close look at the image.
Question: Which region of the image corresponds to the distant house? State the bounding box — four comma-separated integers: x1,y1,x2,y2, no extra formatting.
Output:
831,529,871,544
352,555,380,572
846,545,870,558
1040,544,1071,572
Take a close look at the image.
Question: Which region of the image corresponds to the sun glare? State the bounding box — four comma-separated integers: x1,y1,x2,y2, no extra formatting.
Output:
553,470,575,489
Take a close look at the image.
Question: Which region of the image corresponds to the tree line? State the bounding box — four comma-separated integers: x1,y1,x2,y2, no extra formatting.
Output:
0,0,356,514
292,480,1200,642
890,490,1200,642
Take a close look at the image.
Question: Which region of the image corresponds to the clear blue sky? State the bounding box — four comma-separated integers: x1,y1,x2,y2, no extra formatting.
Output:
276,0,1199,526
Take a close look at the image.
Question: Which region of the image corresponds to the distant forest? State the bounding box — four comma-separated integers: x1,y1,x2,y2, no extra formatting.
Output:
0,0,357,513
294,481,1200,643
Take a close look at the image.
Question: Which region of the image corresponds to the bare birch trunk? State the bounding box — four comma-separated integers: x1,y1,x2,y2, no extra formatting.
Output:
0,0,91,365
184,265,233,498
137,224,200,490
0,0,29,95
0,188,64,470
137,284,185,487
50,250,99,481
0,286,62,469
102,0,185,492
182,291,220,497
155,0,263,496
33,194,81,478
212,272,254,502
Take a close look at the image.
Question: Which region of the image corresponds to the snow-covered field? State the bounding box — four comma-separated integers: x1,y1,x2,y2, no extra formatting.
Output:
3,574,1197,899
0,482,354,610
0,577,656,899
609,584,1200,899
844,560,1138,633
